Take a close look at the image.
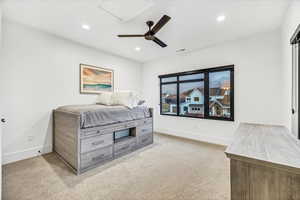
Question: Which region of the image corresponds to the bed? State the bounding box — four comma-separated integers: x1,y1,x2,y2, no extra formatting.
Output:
54,104,153,175
56,104,151,129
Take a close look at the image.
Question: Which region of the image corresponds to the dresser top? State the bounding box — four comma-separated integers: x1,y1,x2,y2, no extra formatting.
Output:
225,123,300,174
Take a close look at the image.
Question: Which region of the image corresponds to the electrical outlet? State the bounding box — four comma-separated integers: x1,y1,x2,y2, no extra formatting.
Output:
28,135,34,142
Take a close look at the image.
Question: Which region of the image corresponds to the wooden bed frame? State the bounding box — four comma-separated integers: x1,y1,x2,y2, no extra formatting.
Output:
53,108,153,175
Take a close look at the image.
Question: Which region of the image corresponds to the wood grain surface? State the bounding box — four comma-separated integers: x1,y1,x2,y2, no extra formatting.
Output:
226,123,300,200
225,123,300,174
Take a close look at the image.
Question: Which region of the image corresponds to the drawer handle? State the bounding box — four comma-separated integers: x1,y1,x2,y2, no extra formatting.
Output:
119,145,130,151
142,129,148,132
142,138,148,143
92,140,104,146
92,154,105,161
96,130,101,134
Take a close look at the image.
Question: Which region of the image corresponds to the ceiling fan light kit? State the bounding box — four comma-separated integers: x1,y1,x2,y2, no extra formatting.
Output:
118,15,171,48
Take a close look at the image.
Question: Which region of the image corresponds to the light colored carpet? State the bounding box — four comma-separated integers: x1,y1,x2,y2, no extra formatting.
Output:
3,133,230,200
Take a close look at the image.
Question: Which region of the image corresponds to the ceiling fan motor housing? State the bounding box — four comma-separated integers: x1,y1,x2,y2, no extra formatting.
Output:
146,21,154,28
145,34,155,40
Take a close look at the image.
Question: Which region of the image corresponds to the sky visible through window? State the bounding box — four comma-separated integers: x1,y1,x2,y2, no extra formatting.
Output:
209,71,230,88
162,84,176,94
180,82,203,92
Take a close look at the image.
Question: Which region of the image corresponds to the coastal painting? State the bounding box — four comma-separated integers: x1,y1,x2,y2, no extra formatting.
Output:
80,64,114,94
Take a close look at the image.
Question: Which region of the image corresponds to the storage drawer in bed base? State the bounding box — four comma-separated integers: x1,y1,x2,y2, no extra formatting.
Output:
80,145,113,170
80,133,113,154
137,124,153,136
54,108,154,175
114,137,137,158
137,133,153,149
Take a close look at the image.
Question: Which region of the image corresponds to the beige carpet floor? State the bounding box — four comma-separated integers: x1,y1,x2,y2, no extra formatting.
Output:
3,133,230,200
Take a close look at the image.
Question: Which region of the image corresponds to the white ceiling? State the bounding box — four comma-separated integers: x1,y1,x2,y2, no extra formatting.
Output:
1,0,290,63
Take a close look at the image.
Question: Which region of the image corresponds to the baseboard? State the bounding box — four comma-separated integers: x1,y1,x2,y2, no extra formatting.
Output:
2,130,231,164
155,128,232,146
2,145,53,165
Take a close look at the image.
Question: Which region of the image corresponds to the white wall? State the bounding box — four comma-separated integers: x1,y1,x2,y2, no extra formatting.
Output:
0,6,2,199
0,20,142,164
142,31,283,145
0,16,288,164
281,1,300,137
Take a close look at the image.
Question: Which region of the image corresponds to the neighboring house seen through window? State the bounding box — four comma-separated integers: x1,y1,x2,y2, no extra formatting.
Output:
159,65,234,121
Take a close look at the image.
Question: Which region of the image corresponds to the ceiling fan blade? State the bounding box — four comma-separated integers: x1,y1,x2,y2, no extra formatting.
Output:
118,34,144,37
151,15,171,34
153,37,167,48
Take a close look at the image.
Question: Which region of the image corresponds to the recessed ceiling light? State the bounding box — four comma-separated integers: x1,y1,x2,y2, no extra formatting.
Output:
81,24,91,30
217,15,226,22
135,47,141,51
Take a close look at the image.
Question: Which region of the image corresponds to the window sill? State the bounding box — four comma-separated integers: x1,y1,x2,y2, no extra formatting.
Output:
160,113,234,122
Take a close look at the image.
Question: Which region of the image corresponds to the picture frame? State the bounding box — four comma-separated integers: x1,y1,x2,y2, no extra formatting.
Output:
80,64,114,94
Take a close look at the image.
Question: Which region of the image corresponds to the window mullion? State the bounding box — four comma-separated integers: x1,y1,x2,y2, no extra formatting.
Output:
204,72,209,118
159,78,162,115
176,76,180,116
230,69,234,121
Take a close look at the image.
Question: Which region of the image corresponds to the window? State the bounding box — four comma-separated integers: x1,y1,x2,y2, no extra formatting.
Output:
209,71,231,118
161,77,177,83
179,81,204,117
159,65,234,121
161,84,177,115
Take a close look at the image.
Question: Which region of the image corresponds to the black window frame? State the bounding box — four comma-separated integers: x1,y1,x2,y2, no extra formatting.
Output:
291,24,300,139
159,65,234,121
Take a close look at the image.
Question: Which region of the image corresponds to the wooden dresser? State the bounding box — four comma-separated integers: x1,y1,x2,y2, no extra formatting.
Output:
54,109,153,175
225,123,300,200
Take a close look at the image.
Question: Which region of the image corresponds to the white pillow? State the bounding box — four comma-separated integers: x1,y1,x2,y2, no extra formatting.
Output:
131,92,141,107
96,92,113,105
111,91,136,108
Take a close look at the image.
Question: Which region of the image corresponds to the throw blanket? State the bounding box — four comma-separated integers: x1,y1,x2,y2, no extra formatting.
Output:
56,104,151,129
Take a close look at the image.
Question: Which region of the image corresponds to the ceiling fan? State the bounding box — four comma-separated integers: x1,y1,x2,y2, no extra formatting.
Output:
118,15,171,48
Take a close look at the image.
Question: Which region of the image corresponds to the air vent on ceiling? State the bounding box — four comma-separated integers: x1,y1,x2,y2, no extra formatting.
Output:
176,48,186,52
98,0,154,22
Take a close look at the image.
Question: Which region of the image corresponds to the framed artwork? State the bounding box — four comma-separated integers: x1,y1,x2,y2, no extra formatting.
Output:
80,64,114,94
